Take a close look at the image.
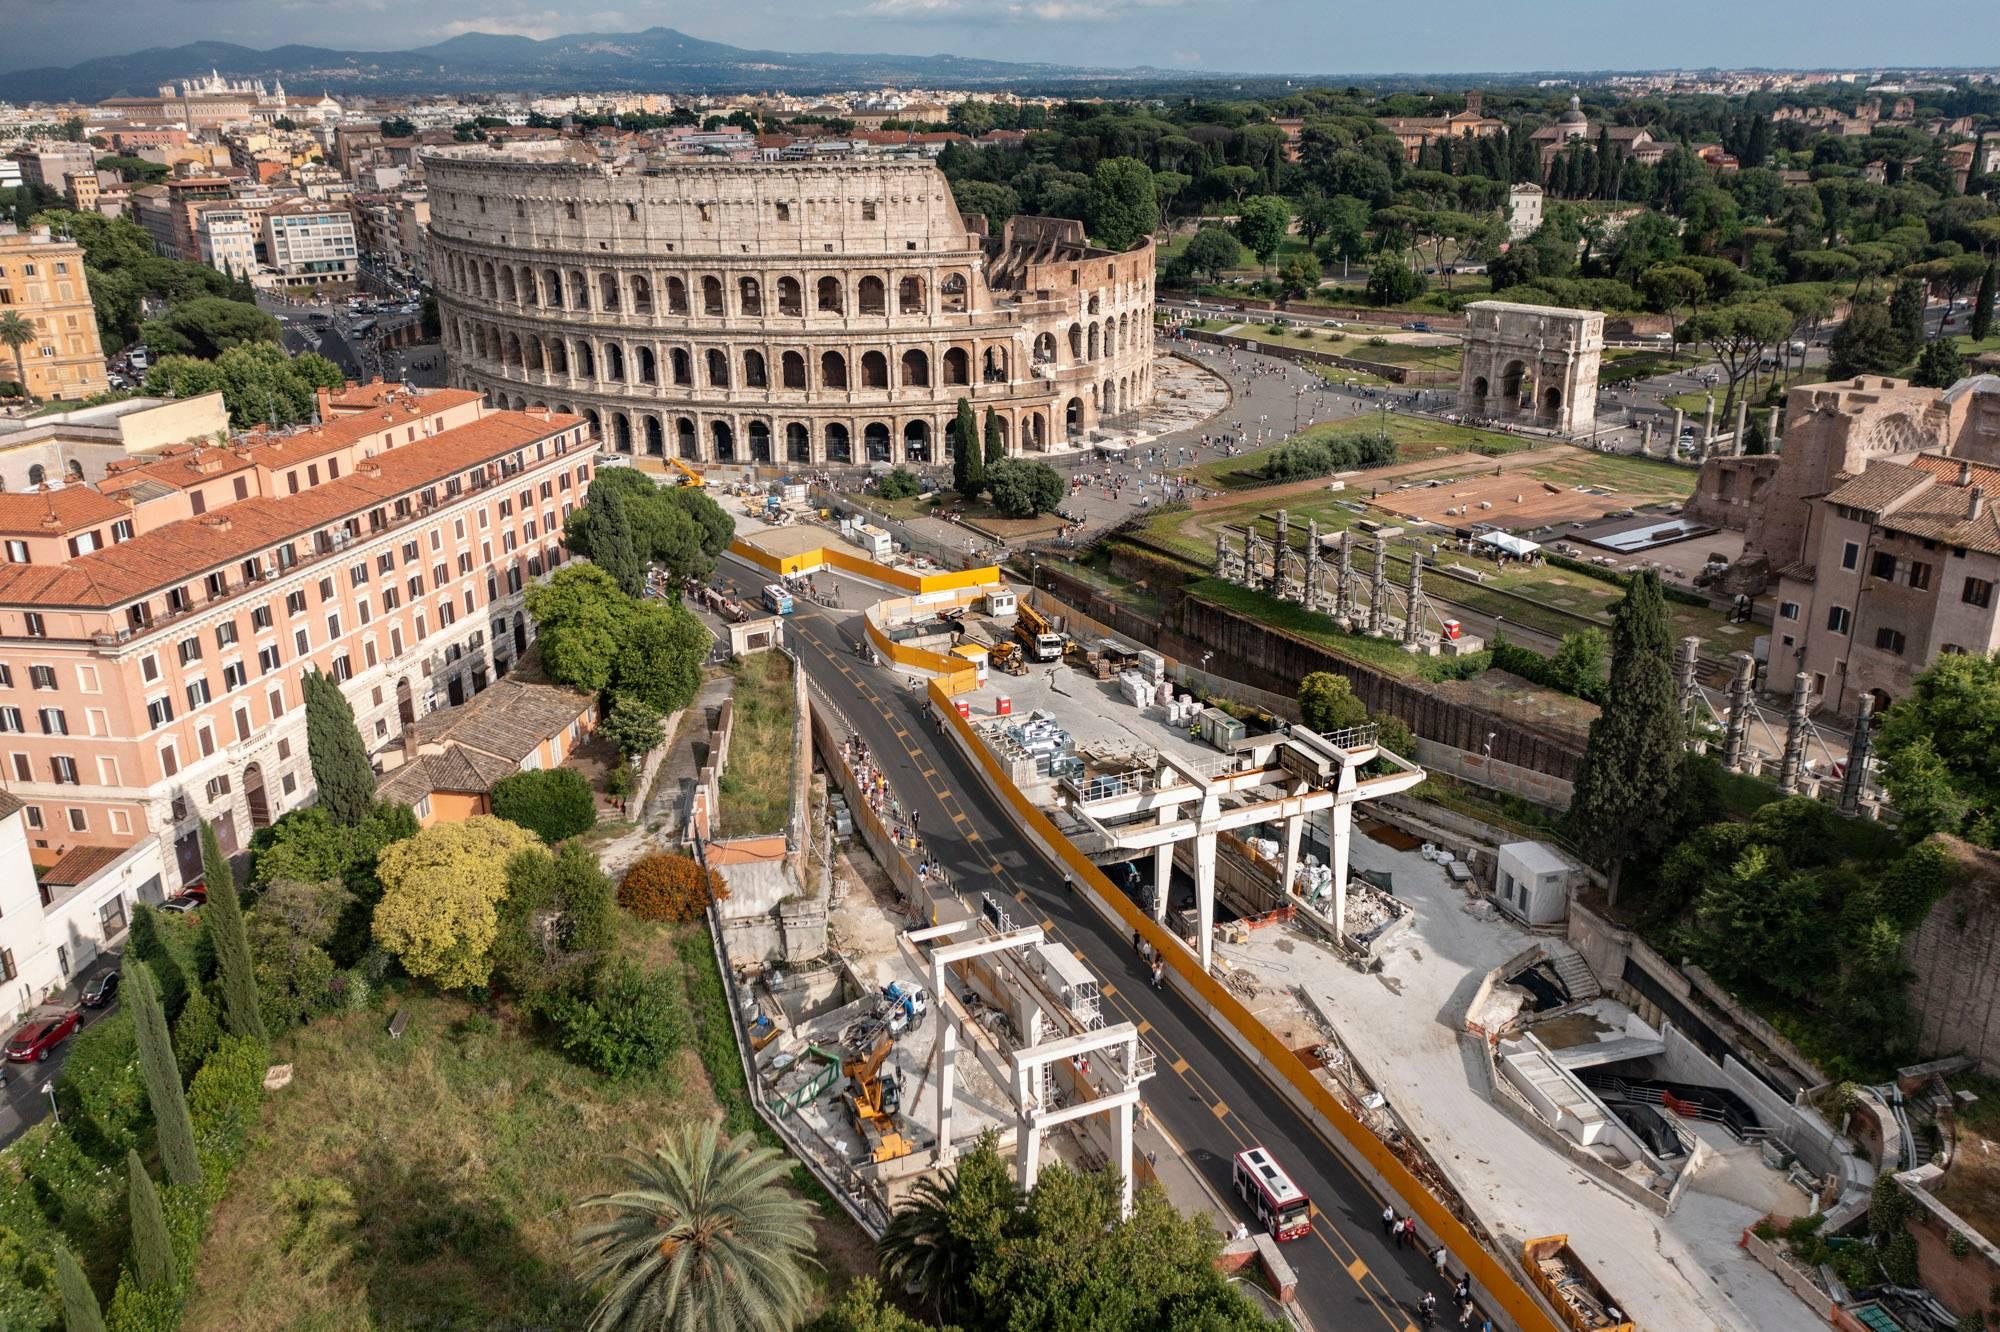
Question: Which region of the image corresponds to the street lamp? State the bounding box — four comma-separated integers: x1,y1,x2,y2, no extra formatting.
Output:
41,1081,59,1125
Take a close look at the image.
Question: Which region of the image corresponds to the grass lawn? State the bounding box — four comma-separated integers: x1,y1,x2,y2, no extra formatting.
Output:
1187,414,1534,491
720,650,797,838
1598,350,1701,386
183,977,717,1331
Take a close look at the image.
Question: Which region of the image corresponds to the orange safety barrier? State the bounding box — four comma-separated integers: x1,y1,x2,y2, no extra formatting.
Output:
727,537,998,596
929,677,1564,1332
1239,906,1297,930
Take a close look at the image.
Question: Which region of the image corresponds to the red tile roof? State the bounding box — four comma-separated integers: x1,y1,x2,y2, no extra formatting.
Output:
0,487,132,537
0,410,583,610
100,445,254,496
41,844,124,886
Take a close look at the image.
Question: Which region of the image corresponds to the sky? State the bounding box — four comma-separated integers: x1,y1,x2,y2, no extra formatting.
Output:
0,0,1984,74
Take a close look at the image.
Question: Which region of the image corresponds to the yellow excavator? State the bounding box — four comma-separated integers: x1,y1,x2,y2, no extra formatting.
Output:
841,1027,914,1164
989,639,1029,676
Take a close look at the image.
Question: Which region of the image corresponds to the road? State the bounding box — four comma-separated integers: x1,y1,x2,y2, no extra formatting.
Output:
0,956,119,1151
716,554,1464,1332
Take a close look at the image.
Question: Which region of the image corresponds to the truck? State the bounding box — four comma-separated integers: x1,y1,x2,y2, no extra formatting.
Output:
1014,603,1066,662
1522,1235,1635,1332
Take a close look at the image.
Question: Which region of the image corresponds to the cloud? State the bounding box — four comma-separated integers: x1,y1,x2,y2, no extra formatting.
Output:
845,0,1196,22
432,7,633,39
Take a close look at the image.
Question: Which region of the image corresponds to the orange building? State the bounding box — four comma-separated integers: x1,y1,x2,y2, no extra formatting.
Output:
0,224,109,403
0,382,597,884
375,671,598,825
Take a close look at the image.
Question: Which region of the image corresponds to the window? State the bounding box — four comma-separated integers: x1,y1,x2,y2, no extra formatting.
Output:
1871,550,1897,580
1826,605,1851,633
215,621,238,649
147,696,174,727
1875,626,1907,655
1910,561,1933,591
325,612,342,640
177,636,203,665
258,644,281,674
377,552,396,576
1841,541,1860,571
37,707,66,735
49,755,79,784
351,562,370,587
286,590,307,616
0,664,9,686
268,686,285,718
862,201,877,220
1967,577,1995,608
9,753,28,781
67,808,86,833
222,661,247,691
4,540,25,563
293,628,310,657
185,678,212,708
23,612,43,638
0,707,19,732
318,576,334,601
331,654,353,682
251,605,273,631
1778,601,1799,621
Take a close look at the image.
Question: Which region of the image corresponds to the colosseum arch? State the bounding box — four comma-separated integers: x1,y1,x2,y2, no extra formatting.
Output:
711,421,735,461
858,276,886,315
481,261,497,299
498,267,518,302
739,276,762,316
941,273,967,313
860,351,889,389
676,417,698,459
1068,324,1083,361
583,407,602,439
701,276,724,317
629,275,652,314
611,412,633,453
781,351,807,390
984,346,1009,382
1034,333,1056,365
637,347,657,384
604,344,625,382
899,275,925,314
567,270,589,311
904,420,932,462
665,277,689,315
543,269,564,307
1088,293,1101,315
573,341,595,378
821,350,848,389
817,276,844,313
548,340,568,374
705,348,729,387
519,266,538,305
503,333,523,368
778,277,802,316
670,348,691,386
786,423,810,462
743,349,768,389
864,421,892,462
826,423,852,463
748,420,772,462
1065,397,1083,438
942,347,969,386
598,272,620,311
525,338,545,372
1088,323,1101,361
901,349,929,388
644,416,664,455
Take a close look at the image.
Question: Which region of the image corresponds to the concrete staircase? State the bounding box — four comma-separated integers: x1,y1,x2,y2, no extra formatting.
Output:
1545,941,1602,1003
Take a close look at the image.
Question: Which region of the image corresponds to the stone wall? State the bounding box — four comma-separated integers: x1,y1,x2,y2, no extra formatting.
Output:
1178,327,1457,386
1905,867,2000,1075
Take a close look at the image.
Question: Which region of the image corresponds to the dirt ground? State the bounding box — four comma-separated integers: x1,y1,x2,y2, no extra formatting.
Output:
1369,467,1647,530
1433,669,1600,745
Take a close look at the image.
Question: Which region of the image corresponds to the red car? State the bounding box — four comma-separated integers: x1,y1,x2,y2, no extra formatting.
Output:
6,1009,81,1062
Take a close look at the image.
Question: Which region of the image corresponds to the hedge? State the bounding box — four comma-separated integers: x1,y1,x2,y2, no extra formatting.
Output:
1543,550,1713,608
1490,636,1609,706
489,767,598,845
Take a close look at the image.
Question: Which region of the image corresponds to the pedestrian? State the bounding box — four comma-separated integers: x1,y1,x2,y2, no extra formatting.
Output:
1381,1204,1395,1235
1151,959,1164,990
1433,1245,1449,1277
1454,1276,1471,1309
1133,928,1144,955
1459,1300,1475,1327
1391,1217,1406,1247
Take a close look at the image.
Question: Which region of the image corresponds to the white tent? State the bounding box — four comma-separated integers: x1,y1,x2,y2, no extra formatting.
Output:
1475,531,1541,559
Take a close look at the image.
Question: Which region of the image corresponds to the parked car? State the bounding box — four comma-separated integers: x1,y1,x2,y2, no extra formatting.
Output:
180,879,207,904
6,1009,81,1062
158,895,201,914
79,971,119,1008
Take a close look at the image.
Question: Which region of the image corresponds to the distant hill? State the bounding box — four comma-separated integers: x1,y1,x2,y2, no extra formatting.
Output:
2,27,1154,102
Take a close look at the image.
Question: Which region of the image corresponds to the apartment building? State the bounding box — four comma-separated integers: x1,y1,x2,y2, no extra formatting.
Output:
1777,448,2000,715
261,199,357,284
0,383,595,887
0,224,110,402
195,201,269,280
130,176,234,262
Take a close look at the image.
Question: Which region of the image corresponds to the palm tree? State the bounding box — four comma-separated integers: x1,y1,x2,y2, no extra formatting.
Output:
573,1121,816,1332
0,311,36,405
877,1141,1014,1322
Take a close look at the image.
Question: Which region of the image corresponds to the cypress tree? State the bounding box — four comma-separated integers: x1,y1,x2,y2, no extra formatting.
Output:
199,820,267,1042
126,1150,175,1289
124,956,201,1190
127,902,189,1024
983,406,1005,470
54,1244,108,1332
1889,277,1928,357
950,398,982,498
1566,571,1684,904
1973,263,1996,344
592,486,643,598
302,668,374,826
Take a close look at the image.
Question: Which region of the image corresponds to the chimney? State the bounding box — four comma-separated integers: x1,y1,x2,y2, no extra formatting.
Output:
1972,487,1985,521
1960,460,1974,487
316,384,332,419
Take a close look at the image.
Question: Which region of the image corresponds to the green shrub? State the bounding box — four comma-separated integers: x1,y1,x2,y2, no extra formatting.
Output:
1883,1230,1920,1285
675,930,757,1139
0,1219,59,1331
170,988,219,1085
186,1036,268,1195
55,1010,144,1158
877,467,920,501
1784,1213,1826,1243
1752,1218,1778,1242
547,960,689,1078
489,767,598,844
1260,429,1397,482
1950,1227,1974,1259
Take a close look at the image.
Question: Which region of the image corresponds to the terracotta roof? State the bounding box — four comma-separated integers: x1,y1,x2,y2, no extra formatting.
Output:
1823,462,1933,513
237,389,480,468
0,791,22,821
0,410,582,610
1825,456,2000,556
375,745,514,804
0,487,132,537
41,844,123,886
404,673,594,768
100,445,253,496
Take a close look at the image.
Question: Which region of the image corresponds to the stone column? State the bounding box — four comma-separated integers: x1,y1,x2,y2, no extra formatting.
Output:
1368,536,1389,636
1336,531,1355,620
1732,397,1748,457
1702,395,1716,452
1303,520,1321,612
1271,510,1290,595
1672,407,1685,453
1767,405,1781,451
1721,651,1756,772
1839,693,1875,817
1776,672,1813,796
1642,420,1654,457
934,1020,959,1166
1402,551,1424,645
1675,636,1702,728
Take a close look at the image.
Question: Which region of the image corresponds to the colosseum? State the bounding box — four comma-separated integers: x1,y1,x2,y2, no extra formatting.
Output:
426,147,1157,467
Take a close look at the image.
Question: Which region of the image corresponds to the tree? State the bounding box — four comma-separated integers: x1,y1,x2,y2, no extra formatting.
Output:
146,342,342,431
1889,276,1928,357
126,1150,174,1290
302,667,375,826
490,767,598,844
564,470,733,585
1878,653,2000,846
139,296,279,361
877,467,919,501
803,1279,934,1332
1366,258,1426,307
983,406,1005,470
1181,226,1242,283
371,816,546,989
951,397,983,499
591,486,643,598
951,179,1021,232
877,1147,1013,1323
573,1122,817,1332
491,843,616,1005
1278,250,1323,298
528,564,632,694
200,819,267,1043
1297,671,1365,734
244,876,345,1033
1639,264,1706,342
598,694,665,762
548,958,689,1078
1233,195,1291,273
1828,299,1907,379
618,852,728,924
609,598,708,717
1549,629,1607,698
53,1245,106,1332
1912,337,1967,388
985,459,1064,518
1566,571,1684,902
0,312,36,403
1678,302,1791,429
1973,262,1996,343
123,956,200,1189
1084,157,1157,252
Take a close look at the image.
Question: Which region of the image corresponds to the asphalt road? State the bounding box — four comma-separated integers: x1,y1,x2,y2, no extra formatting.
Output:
0,957,119,1151
717,554,1462,1332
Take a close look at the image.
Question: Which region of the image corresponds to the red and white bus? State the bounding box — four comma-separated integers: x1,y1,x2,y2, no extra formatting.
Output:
1232,1147,1312,1240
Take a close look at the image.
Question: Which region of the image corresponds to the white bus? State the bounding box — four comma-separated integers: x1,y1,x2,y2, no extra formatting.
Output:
1232,1146,1312,1241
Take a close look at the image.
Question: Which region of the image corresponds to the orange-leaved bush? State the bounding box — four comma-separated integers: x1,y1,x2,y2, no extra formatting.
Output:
618,852,728,923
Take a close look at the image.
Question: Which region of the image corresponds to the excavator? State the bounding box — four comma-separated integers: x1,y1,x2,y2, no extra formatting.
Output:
841,1027,913,1164
988,639,1030,676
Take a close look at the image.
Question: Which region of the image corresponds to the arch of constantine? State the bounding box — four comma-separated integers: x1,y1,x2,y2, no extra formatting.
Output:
427,148,1156,467
1457,299,1602,437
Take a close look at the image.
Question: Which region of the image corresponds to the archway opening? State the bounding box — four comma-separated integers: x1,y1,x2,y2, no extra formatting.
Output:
864,421,892,462
903,420,931,463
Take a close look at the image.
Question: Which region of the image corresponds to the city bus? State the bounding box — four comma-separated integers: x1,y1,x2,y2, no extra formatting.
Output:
762,583,794,616
1232,1147,1312,1240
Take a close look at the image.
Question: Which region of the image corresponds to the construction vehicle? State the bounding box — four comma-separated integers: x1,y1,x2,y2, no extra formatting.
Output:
1014,603,1066,662
877,982,929,1036
840,1027,914,1164
989,640,1029,676
667,457,705,488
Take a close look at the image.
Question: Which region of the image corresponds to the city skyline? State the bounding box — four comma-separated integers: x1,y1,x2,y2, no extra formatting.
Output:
2,0,1987,80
